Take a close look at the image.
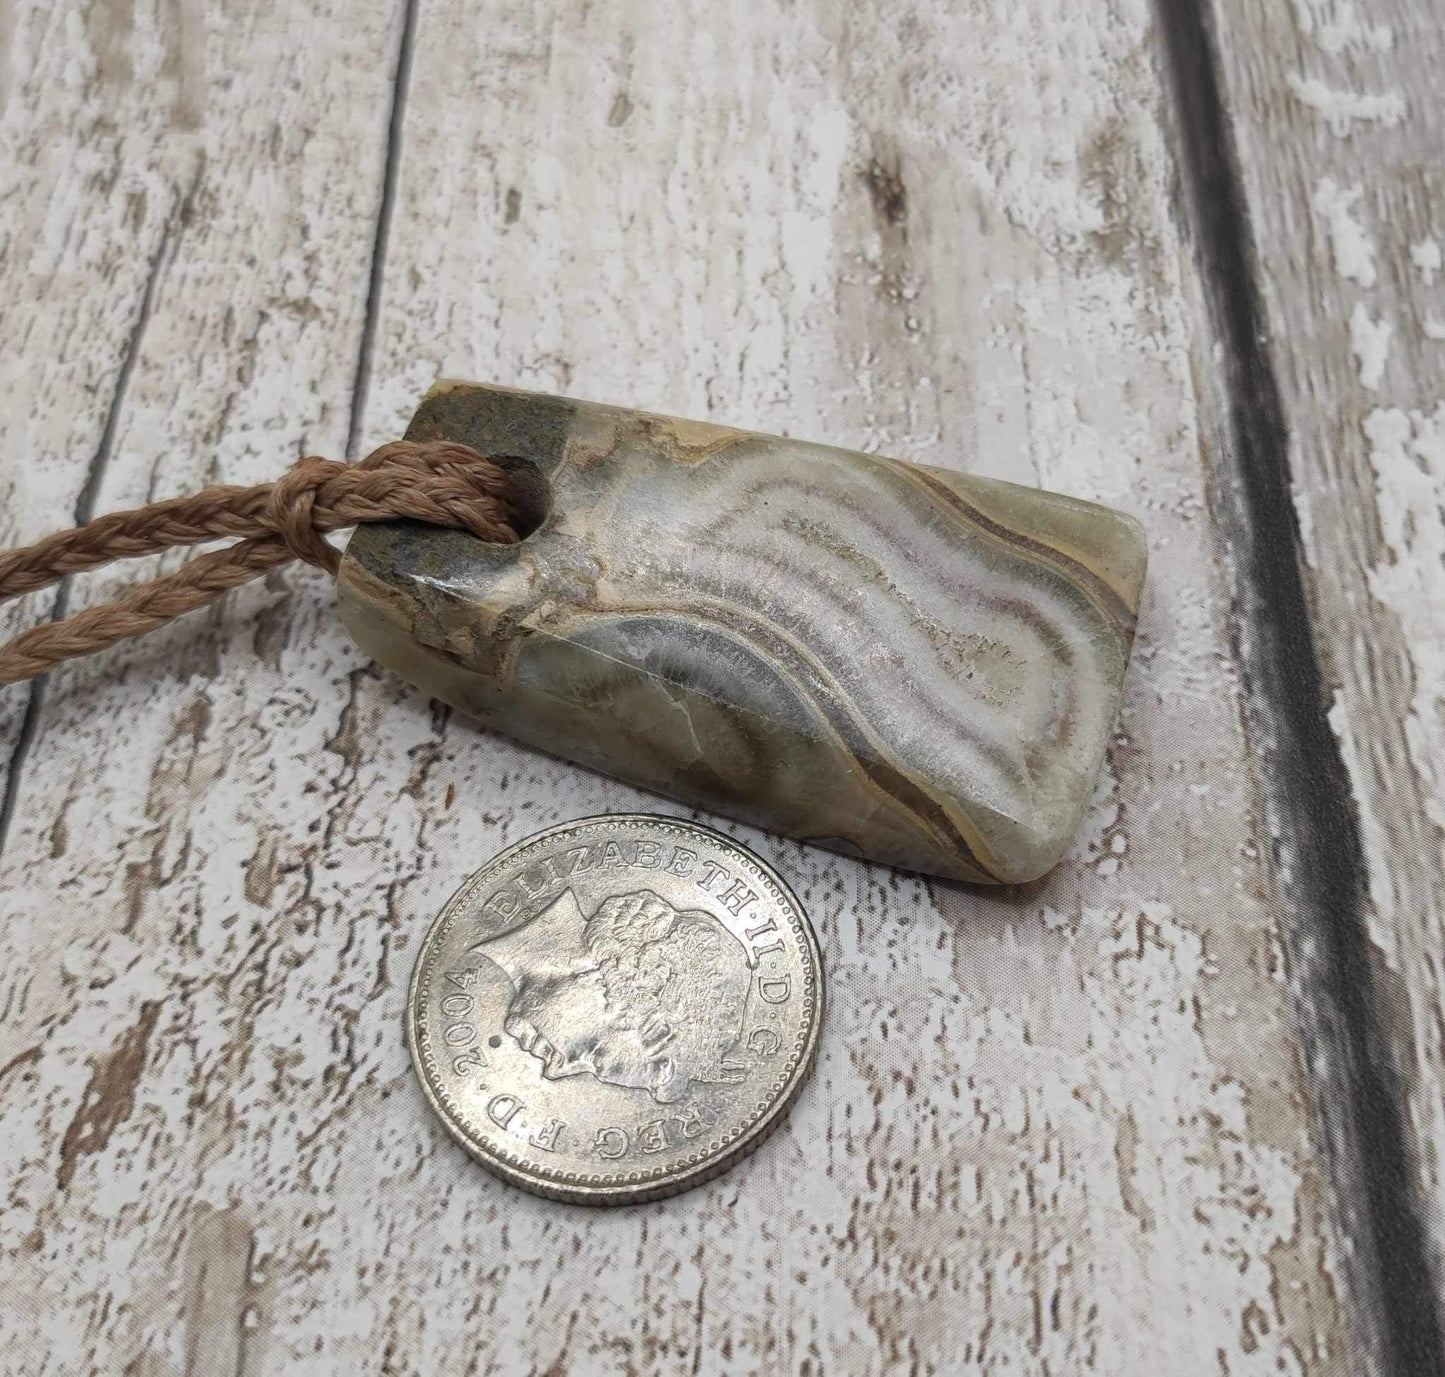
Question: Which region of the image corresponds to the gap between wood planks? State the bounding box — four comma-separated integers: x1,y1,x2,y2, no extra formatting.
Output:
0,0,419,859
0,171,198,863
346,0,421,459
1157,1,1445,1373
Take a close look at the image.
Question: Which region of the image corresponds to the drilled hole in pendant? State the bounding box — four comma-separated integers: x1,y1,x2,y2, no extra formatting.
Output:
488,454,552,543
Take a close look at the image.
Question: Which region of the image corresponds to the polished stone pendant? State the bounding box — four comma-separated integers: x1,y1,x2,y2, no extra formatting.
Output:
338,383,1146,884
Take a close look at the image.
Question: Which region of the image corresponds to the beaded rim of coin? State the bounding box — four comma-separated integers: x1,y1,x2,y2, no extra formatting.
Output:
406,814,825,1205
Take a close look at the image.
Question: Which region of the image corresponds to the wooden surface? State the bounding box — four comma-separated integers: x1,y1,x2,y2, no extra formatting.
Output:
1199,0,1445,1341
0,0,1438,1373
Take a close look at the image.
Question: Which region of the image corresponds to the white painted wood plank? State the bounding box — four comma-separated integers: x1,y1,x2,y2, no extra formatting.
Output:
355,2,1356,1373
0,0,1368,1373
0,0,205,806
1204,0,1445,1317
0,0,407,1372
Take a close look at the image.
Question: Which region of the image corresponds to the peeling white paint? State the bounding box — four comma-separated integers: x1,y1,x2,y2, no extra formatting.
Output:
1288,74,1406,134
1294,0,1394,54
1350,301,1392,388
1362,404,1445,830
1312,177,1377,285
1412,237,1441,285
1219,0,1445,1325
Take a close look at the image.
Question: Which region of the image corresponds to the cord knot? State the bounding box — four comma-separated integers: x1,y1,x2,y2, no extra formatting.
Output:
266,455,348,574
0,439,523,684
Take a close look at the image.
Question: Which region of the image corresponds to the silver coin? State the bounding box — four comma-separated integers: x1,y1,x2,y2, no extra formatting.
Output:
406,814,824,1205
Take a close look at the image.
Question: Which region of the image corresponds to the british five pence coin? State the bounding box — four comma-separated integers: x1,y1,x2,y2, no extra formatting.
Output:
406,815,824,1205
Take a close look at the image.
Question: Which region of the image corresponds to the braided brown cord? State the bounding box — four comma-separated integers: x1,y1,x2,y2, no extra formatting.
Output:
0,440,520,685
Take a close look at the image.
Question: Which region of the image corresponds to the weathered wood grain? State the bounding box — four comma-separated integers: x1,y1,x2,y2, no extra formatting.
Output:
0,0,205,826
1198,0,1445,1344
0,0,1376,1373
0,0,409,1371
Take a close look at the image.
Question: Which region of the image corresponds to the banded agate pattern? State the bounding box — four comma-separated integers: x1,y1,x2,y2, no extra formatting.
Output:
339,383,1147,884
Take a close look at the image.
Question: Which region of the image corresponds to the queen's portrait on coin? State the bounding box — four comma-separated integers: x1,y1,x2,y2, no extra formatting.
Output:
475,888,752,1103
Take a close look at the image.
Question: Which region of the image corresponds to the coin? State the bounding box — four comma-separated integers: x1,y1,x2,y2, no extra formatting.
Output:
406,814,824,1205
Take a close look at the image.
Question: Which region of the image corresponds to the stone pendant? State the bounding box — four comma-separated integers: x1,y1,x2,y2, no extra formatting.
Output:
338,383,1147,884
